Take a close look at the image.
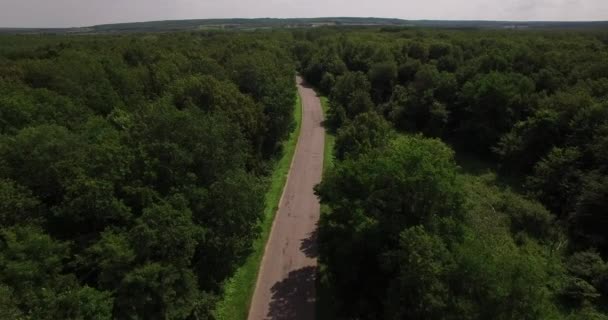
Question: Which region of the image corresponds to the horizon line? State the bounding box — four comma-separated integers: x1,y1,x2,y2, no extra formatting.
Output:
2,16,608,30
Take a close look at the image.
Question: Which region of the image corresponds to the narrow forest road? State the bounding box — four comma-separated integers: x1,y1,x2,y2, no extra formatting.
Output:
247,76,324,320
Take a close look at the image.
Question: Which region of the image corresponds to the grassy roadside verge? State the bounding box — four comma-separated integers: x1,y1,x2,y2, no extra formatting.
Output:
320,96,335,171
214,92,303,320
317,96,338,320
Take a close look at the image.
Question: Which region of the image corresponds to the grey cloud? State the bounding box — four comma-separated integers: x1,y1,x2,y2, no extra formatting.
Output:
0,0,606,28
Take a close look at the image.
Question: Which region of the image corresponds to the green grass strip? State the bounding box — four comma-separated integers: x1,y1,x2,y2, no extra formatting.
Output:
320,96,335,171
214,92,303,320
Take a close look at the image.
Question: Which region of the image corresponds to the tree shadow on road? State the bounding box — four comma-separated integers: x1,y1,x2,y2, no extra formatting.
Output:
300,228,318,258
267,266,317,320
297,76,315,89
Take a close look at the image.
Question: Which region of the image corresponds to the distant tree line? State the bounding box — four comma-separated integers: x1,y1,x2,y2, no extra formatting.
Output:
0,31,296,319
297,27,608,319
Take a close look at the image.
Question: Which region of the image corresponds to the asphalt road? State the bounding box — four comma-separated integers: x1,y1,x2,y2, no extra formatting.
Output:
247,76,325,320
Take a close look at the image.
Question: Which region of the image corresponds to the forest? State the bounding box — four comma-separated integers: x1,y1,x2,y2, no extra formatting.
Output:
297,28,608,319
0,31,296,319
1,25,608,320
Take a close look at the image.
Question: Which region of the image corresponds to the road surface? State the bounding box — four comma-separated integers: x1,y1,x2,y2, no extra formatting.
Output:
247,76,324,320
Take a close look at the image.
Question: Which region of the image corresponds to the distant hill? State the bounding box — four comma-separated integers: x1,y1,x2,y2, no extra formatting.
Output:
2,17,608,34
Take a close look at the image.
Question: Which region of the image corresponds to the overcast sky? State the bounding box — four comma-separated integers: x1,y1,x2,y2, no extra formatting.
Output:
1,0,607,28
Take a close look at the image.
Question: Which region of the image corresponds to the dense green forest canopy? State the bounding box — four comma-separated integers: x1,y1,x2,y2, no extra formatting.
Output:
0,31,296,319
2,25,608,320
298,27,608,319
